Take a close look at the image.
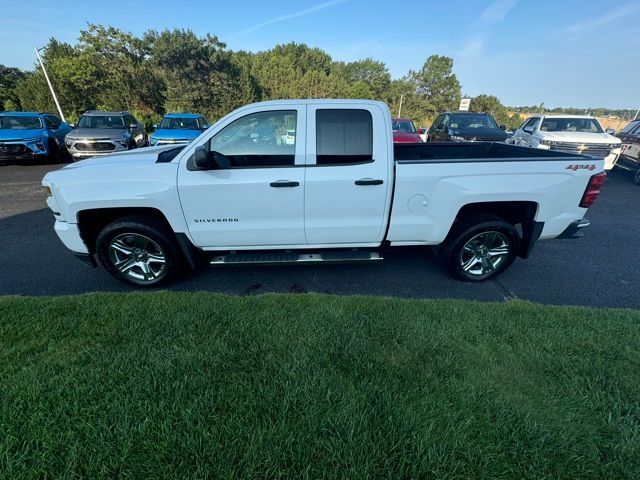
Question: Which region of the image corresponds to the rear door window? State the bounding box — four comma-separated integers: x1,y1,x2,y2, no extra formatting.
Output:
316,109,373,165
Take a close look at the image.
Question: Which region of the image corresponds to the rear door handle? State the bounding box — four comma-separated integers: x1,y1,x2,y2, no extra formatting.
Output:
270,180,300,188
355,178,383,186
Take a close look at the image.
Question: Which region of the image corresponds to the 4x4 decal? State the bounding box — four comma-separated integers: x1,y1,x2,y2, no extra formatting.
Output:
566,164,596,171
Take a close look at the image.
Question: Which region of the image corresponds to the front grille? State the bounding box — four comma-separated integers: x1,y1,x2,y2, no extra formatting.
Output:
0,143,29,155
549,142,613,158
74,141,116,152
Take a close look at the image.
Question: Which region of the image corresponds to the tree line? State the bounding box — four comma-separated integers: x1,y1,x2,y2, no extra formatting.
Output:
0,24,631,130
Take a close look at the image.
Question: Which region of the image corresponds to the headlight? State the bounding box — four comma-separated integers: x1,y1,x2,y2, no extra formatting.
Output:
65,140,72,148
43,185,52,197
149,138,158,146
450,135,466,142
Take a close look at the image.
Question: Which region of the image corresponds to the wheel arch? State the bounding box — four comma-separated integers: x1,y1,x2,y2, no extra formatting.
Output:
77,207,199,268
453,201,543,259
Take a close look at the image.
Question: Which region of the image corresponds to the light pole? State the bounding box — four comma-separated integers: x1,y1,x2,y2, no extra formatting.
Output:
397,92,411,118
34,46,65,122
634,108,639,120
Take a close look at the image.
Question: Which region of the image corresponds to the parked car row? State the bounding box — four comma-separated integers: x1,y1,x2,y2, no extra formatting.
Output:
0,110,209,162
392,112,509,145
391,107,637,181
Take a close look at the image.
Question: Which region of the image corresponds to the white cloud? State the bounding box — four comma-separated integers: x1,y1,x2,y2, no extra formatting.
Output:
459,37,486,57
234,0,349,36
480,0,518,24
456,0,518,57
566,3,640,34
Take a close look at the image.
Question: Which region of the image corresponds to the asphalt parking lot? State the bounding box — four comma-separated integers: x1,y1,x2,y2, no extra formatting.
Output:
0,159,638,307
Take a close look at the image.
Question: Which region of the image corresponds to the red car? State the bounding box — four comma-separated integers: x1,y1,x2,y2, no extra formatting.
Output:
392,118,423,143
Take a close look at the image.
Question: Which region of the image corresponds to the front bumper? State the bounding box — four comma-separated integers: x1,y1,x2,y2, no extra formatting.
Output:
557,219,590,239
0,140,48,160
54,220,90,254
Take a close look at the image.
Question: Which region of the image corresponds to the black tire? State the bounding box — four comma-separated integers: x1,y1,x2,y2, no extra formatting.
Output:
633,168,640,185
46,139,59,163
440,214,521,282
96,215,185,287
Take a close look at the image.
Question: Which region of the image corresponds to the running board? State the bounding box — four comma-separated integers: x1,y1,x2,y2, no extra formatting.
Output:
210,250,383,266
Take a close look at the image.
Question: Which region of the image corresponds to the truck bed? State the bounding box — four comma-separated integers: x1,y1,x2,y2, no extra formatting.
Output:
394,142,585,162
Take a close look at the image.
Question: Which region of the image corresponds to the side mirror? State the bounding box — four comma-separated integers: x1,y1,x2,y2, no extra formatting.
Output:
435,125,443,131
605,128,615,135
69,123,76,129
129,123,137,130
523,126,534,134
499,124,506,130
152,124,158,130
194,146,212,169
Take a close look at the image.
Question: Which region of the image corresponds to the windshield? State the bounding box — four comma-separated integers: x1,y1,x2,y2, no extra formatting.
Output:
540,118,603,133
159,117,201,130
449,114,499,129
77,115,125,129
392,120,416,133
0,115,42,130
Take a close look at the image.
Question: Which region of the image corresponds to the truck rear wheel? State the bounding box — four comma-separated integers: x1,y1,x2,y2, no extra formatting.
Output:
441,214,520,282
96,216,184,287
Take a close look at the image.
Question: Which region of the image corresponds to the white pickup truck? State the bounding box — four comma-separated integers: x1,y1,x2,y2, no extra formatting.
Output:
43,100,606,287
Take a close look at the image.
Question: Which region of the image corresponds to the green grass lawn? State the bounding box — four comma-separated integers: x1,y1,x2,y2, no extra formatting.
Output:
1,292,639,479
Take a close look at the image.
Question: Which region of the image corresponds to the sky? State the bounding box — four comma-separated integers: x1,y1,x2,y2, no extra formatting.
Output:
1,0,638,109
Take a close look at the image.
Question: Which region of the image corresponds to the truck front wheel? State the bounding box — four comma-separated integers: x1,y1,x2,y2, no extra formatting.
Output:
95,216,184,287
441,215,520,282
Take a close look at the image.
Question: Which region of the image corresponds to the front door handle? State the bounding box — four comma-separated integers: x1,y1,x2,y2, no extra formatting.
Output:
355,178,383,186
270,180,300,188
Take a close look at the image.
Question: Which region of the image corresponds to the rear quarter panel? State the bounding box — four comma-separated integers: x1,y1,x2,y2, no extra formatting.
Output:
388,159,603,245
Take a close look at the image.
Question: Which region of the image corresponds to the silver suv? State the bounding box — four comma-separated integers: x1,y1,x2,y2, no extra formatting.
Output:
65,111,148,160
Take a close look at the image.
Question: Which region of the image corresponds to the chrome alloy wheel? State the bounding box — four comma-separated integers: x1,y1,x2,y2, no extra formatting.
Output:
108,233,167,283
458,231,510,279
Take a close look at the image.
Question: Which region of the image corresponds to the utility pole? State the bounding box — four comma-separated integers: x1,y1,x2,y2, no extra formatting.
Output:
397,93,406,118
634,108,639,120
34,46,65,122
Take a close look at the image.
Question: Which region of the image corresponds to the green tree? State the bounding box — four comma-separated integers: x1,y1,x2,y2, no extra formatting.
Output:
470,94,520,129
0,65,25,111
408,55,461,119
79,24,152,112
347,80,374,99
335,58,390,99
145,29,241,120
250,43,337,100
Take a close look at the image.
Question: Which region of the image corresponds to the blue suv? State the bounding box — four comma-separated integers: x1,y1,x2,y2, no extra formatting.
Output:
0,112,72,162
149,113,208,146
